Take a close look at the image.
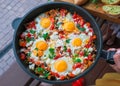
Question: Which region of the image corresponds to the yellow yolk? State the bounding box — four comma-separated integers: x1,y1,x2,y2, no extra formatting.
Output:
33,50,43,57
54,60,67,72
40,18,51,28
72,38,82,47
63,22,75,32
36,41,48,51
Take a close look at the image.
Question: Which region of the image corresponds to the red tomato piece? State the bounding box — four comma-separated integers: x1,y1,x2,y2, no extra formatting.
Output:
88,54,93,61
68,72,75,78
60,75,65,80
19,40,26,47
85,44,90,48
27,32,31,37
73,63,81,69
60,9,66,16
20,53,26,60
50,24,54,30
54,53,61,60
79,51,84,56
79,19,84,27
67,48,71,53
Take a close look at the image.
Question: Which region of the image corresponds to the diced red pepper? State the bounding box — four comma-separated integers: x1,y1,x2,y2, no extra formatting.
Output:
73,63,81,69
67,48,71,53
85,44,90,48
68,72,75,78
20,53,26,60
26,21,36,29
88,54,93,61
50,24,54,30
85,22,91,28
50,17,55,23
19,40,26,47
79,19,84,27
72,13,78,19
54,72,60,77
60,9,66,16
79,51,84,56
54,53,61,60
27,32,31,37
60,75,65,80
59,34,65,39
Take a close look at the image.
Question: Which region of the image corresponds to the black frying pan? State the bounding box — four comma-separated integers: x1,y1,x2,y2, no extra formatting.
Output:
12,2,115,84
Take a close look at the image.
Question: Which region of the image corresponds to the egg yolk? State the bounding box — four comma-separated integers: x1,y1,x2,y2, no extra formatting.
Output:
33,50,43,57
54,60,67,72
72,38,82,47
36,41,48,51
63,22,75,32
40,18,51,28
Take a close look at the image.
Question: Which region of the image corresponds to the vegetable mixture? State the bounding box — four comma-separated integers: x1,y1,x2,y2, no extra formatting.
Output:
19,9,96,80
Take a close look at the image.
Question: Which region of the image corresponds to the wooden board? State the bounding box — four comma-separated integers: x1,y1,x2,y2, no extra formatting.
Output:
54,0,120,24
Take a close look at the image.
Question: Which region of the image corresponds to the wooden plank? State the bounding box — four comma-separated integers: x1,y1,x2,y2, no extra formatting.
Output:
84,58,107,86
83,3,120,24
0,62,31,86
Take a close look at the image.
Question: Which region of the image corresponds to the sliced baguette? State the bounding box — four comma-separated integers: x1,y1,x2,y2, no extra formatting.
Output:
101,0,120,5
74,0,88,5
102,5,120,16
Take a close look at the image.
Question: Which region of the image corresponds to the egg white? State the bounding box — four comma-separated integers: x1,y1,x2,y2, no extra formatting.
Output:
50,57,73,76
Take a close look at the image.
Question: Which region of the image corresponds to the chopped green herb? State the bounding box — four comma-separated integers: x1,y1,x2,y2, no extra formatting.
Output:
84,49,89,57
30,29,36,34
66,39,71,43
74,54,79,57
27,52,31,57
35,48,38,51
26,37,31,43
49,48,55,54
77,24,85,31
91,0,98,3
63,46,67,51
42,33,49,40
75,58,81,63
37,67,44,72
49,54,55,59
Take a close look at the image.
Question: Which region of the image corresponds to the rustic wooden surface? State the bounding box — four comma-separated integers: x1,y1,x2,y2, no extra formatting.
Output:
55,0,120,24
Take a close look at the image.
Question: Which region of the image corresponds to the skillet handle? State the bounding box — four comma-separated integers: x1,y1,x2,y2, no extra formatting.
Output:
12,18,22,30
101,50,116,64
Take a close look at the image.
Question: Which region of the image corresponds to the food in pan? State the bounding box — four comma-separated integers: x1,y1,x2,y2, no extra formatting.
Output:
19,9,96,80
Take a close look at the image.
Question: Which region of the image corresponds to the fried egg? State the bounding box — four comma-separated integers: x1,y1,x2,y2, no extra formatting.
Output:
51,57,73,76
67,33,90,54
30,38,48,61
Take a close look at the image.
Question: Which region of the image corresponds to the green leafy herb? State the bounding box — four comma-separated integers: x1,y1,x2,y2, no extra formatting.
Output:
63,46,67,51
30,29,36,34
27,52,31,57
42,33,49,40
66,39,71,43
49,48,55,54
75,58,81,63
77,24,85,32
35,48,38,51
26,37,31,43
84,49,89,57
49,54,54,59
37,67,44,72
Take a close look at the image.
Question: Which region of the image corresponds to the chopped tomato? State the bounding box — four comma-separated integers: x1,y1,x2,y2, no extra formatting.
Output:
54,73,60,77
85,44,90,48
72,13,78,19
50,24,54,30
86,22,90,28
35,61,41,65
88,54,93,61
60,9,66,16
73,63,81,69
68,72,75,78
79,19,84,27
50,17,54,23
27,32,31,37
20,53,26,60
26,21,36,29
60,75,65,80
67,48,71,53
28,58,34,63
54,53,61,60
19,40,26,47
92,35,96,40
59,34,65,39
79,51,84,56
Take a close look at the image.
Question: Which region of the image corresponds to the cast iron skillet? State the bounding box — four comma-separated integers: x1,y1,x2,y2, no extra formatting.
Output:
12,2,115,84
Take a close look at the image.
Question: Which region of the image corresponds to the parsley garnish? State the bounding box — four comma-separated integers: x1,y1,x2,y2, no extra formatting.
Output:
27,52,31,57
77,24,85,32
30,29,35,34
66,39,71,43
42,33,49,40
35,48,38,51
48,48,55,59
26,37,31,43
63,46,67,51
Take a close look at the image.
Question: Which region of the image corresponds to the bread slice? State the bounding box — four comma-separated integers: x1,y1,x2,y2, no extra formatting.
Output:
101,0,120,5
102,5,120,16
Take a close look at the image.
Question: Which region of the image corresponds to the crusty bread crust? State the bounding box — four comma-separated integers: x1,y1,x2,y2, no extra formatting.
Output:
74,0,88,5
